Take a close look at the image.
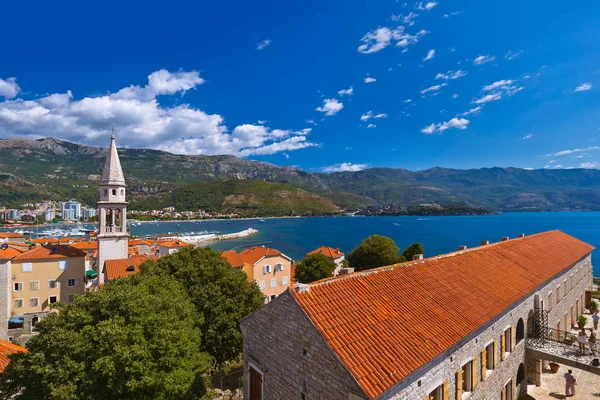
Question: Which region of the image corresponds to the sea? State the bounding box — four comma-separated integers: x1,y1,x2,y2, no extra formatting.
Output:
124,212,600,276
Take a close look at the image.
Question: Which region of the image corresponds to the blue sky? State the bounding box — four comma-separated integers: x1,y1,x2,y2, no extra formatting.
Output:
0,0,599,172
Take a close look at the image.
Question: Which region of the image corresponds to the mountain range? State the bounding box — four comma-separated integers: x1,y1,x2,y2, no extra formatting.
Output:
2,137,600,212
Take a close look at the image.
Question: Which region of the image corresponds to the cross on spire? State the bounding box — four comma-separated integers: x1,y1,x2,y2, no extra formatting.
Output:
110,126,116,139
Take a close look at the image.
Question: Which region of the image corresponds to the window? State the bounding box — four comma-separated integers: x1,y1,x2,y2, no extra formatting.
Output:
67,294,74,304
104,189,108,196
21,263,32,272
547,293,553,311
258,281,265,290
270,278,276,288
112,189,116,195
564,280,568,297
282,276,289,285
486,342,495,370
125,265,135,272
48,280,58,289
275,263,283,272
249,365,263,400
503,327,512,357
13,282,23,292
456,360,473,397
556,286,561,303
263,265,272,274
48,296,58,304
502,380,513,400
67,278,76,287
516,319,524,344
121,189,125,195
13,299,23,308
29,281,40,291
58,260,67,270
29,298,39,307
269,294,277,302
428,382,447,400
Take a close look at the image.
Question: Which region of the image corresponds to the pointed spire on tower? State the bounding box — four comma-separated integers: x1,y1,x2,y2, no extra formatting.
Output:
101,132,126,185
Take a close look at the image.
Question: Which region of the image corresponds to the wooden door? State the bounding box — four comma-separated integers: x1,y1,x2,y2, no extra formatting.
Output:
249,366,263,400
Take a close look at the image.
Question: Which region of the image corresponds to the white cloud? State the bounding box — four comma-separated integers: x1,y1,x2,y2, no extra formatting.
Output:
424,49,435,61
316,98,344,116
361,111,387,121
415,1,438,11
391,12,419,26
367,124,376,128
473,55,495,65
552,165,563,169
404,99,413,103
256,39,272,51
452,93,459,99
436,70,468,80
374,113,388,119
357,26,427,54
338,86,354,96
522,134,533,140
580,162,597,168
482,80,514,91
443,10,463,18
0,77,20,99
549,146,600,157
505,50,524,60
420,83,447,94
574,83,592,92
0,70,317,157
322,163,369,173
421,117,470,134
364,77,377,83
460,106,481,116
473,93,502,104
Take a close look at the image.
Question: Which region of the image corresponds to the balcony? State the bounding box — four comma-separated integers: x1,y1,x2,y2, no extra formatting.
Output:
104,226,124,233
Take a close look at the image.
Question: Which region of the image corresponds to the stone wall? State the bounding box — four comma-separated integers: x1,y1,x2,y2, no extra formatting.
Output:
0,260,10,340
241,290,366,400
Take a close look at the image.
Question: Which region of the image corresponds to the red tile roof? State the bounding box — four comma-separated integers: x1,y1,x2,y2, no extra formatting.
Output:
292,230,594,399
14,245,87,260
307,245,344,259
71,241,98,251
31,238,60,244
0,340,26,372
157,240,191,249
0,246,25,259
222,250,245,268
0,233,25,239
104,255,157,280
238,246,283,265
129,239,153,247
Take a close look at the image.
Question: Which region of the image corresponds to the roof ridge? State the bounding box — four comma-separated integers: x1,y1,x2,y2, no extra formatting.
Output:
303,230,561,288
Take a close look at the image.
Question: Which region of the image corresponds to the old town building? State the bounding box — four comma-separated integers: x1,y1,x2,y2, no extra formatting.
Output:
241,230,595,400
307,245,346,275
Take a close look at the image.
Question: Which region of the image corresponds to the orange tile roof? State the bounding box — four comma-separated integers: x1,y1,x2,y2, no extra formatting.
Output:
238,246,283,265
157,240,191,249
31,238,60,244
0,246,24,259
0,340,26,372
14,245,87,260
0,233,25,239
71,241,98,251
129,239,153,247
221,250,245,268
292,230,594,399
104,255,157,280
307,245,344,259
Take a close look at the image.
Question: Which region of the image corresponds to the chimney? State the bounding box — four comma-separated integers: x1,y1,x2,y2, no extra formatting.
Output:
502,236,509,241
339,267,354,275
412,254,424,261
457,245,467,251
518,233,525,238
480,240,490,246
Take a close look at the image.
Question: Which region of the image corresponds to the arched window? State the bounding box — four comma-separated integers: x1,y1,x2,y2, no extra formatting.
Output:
516,363,525,385
112,189,117,196
121,189,125,195
104,189,108,196
115,209,121,227
516,318,525,343
106,209,113,227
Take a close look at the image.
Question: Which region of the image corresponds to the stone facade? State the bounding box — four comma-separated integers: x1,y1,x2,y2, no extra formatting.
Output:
241,290,367,400
242,252,593,400
0,259,10,340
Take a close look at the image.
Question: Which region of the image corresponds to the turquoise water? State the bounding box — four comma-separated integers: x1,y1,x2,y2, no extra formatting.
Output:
127,212,600,275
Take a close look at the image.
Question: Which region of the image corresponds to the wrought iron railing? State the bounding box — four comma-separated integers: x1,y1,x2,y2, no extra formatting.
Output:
527,327,579,349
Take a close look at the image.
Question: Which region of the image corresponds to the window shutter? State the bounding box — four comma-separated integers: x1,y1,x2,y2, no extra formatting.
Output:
511,325,516,351
493,339,499,369
480,349,487,380
501,387,506,400
501,332,506,361
443,380,449,400
455,368,463,399
472,356,478,389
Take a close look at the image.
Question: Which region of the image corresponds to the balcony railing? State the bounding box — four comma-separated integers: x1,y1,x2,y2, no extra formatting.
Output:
104,226,124,233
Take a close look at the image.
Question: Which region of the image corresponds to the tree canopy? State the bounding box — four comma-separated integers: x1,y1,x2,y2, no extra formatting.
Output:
0,274,210,400
294,253,336,283
402,242,424,261
140,246,265,365
347,235,405,271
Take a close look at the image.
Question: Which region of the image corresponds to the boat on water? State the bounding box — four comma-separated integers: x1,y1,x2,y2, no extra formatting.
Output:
258,219,265,223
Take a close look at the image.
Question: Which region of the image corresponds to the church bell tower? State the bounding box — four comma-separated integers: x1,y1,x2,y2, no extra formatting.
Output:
97,133,129,284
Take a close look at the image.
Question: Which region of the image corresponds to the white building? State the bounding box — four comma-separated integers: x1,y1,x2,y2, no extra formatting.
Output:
7,210,20,220
62,201,81,221
42,210,56,221
82,207,97,220
96,134,129,285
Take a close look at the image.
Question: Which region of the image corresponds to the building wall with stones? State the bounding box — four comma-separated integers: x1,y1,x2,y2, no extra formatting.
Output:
380,253,593,400
0,259,10,340
242,251,593,400
241,290,367,400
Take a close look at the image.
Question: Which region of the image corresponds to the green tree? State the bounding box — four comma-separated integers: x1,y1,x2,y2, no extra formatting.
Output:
347,234,404,271
294,253,336,283
140,247,265,365
402,242,424,261
0,274,211,400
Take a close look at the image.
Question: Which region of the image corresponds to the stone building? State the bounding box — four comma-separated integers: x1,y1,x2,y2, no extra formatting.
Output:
241,230,595,400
